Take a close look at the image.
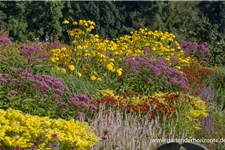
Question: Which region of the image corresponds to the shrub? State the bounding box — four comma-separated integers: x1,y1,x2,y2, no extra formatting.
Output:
0,108,99,149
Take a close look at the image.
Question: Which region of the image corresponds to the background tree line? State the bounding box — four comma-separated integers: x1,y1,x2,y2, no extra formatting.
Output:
0,1,224,65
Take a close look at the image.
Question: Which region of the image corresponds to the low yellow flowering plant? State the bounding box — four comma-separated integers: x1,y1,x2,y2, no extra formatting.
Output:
0,108,99,149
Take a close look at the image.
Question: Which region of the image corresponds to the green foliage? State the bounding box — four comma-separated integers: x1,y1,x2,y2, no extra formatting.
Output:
0,0,224,61
209,68,225,111
0,1,64,42
26,1,64,41
0,2,28,41
0,72,64,119
61,1,125,39
49,69,101,99
199,1,225,35
112,1,199,39
184,15,225,66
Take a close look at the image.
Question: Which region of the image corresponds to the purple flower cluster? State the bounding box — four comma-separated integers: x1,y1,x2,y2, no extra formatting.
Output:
125,54,190,91
179,40,212,63
170,56,179,65
20,44,41,57
1,68,97,119
51,41,61,49
0,74,8,84
7,68,65,97
70,93,97,111
194,86,216,102
0,37,12,46
199,112,215,137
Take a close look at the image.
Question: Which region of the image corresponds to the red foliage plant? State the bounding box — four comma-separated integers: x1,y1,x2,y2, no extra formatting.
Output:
182,67,212,88
91,93,187,119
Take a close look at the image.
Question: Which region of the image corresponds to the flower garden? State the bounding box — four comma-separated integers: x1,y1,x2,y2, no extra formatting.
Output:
0,19,225,150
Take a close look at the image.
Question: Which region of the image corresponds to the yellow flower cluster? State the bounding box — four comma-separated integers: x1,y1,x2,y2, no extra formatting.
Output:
187,95,208,130
51,19,200,80
0,108,99,149
99,89,115,97
116,29,198,68
68,20,95,38
50,47,80,75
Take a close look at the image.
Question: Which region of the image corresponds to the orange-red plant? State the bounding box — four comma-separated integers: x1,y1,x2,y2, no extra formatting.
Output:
182,67,212,88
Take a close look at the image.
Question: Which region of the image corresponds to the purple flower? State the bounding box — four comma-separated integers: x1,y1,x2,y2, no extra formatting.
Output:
143,47,150,53
11,79,20,83
170,56,179,65
51,134,58,139
165,81,171,86
78,112,86,120
10,90,18,95
147,78,152,84
150,66,161,76
52,80,65,91
54,88,64,95
124,54,190,92
0,37,12,46
199,113,215,137
0,77,7,84
77,94,90,103
179,40,211,63
42,94,48,98
52,41,61,48
31,141,39,149
14,146,22,150
38,81,51,92
89,104,97,111
20,44,41,57
80,101,89,109
101,136,107,141
50,143,57,149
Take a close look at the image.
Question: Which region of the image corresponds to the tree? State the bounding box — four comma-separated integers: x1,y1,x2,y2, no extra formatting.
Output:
26,1,64,41
0,1,28,41
0,1,64,42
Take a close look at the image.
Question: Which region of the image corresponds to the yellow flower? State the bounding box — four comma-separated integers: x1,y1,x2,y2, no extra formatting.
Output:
50,57,56,62
100,89,114,97
0,108,99,149
116,68,123,76
194,126,202,130
62,19,69,24
68,65,75,71
55,66,60,71
77,72,82,77
106,62,114,71
73,21,78,25
152,47,156,51
91,75,97,81
214,65,218,70
77,45,82,50
97,77,102,81
175,66,181,70
60,68,66,74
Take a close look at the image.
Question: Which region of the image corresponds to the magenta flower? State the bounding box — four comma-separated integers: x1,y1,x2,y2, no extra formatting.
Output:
10,90,18,95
